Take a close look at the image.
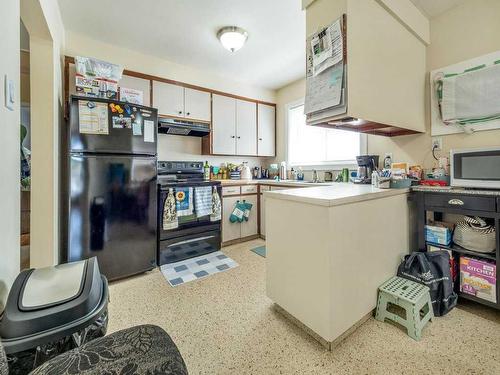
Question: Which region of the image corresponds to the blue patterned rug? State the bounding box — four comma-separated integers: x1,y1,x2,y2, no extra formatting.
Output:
160,251,238,287
251,246,266,258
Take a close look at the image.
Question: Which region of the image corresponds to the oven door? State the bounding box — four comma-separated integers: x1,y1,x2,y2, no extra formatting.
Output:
451,148,500,188
158,182,221,240
158,230,221,265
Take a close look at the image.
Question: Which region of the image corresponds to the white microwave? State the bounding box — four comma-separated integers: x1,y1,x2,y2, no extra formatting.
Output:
450,147,500,189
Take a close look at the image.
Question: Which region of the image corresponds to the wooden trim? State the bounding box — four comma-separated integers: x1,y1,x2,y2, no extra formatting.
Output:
222,234,260,248
149,79,153,107
64,55,276,107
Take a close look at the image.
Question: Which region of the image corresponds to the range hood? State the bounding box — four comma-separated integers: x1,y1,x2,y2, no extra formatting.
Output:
158,117,210,137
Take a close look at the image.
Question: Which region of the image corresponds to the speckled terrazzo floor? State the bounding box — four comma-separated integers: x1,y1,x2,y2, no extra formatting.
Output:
108,239,500,375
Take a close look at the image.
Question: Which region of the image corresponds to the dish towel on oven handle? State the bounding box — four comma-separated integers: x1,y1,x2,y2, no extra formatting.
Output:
175,187,194,217
195,186,213,218
162,188,178,230
210,186,221,222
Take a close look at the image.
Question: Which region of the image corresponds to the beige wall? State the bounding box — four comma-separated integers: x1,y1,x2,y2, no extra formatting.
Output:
274,79,306,164
281,0,500,170
22,0,65,267
368,0,500,168
0,0,21,309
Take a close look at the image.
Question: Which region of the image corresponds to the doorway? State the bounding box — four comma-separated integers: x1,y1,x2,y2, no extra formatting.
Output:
20,20,31,270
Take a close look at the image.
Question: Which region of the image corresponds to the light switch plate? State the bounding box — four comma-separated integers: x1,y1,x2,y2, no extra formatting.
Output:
4,74,15,111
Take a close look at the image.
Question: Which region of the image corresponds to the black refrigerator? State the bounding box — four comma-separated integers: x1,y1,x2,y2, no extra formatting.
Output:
61,95,158,280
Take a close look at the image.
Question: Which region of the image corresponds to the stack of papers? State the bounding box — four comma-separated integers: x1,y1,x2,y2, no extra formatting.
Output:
305,16,347,125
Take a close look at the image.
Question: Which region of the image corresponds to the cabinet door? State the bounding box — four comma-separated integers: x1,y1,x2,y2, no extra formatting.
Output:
222,196,241,243
212,95,236,155
184,88,211,122
119,75,151,106
241,195,258,238
236,99,257,156
153,81,184,118
257,104,275,156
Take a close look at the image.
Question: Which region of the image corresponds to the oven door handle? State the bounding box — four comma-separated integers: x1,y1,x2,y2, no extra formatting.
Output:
167,235,216,247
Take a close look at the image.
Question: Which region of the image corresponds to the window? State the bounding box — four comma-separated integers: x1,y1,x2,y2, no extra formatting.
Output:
286,101,365,167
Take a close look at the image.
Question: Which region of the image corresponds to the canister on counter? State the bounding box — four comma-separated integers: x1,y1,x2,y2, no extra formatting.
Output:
342,168,350,182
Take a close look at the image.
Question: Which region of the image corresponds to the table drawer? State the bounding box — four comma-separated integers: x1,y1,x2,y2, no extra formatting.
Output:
222,186,241,196
241,185,258,194
425,194,496,212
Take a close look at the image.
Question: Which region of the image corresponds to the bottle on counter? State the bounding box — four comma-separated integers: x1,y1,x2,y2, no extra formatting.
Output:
279,161,287,180
203,161,210,180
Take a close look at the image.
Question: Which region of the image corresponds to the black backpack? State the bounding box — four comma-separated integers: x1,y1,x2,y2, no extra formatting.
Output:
397,251,458,316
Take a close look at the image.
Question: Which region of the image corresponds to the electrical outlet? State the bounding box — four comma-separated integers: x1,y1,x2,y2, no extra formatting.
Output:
432,137,442,151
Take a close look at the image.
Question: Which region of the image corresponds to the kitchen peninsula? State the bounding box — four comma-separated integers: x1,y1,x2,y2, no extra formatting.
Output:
265,184,412,349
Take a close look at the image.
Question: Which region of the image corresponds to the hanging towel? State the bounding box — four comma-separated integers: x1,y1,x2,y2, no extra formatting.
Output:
175,187,194,217
242,201,253,221
195,186,213,218
210,186,221,222
440,63,500,125
230,201,247,223
162,188,178,230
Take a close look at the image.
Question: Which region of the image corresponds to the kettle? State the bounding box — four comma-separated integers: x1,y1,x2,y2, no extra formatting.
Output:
240,162,252,180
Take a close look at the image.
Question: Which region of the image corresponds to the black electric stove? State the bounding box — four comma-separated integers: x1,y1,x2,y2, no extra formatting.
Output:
157,161,222,265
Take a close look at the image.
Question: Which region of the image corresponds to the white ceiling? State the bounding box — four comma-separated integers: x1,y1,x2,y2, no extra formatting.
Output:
58,0,305,90
410,0,466,18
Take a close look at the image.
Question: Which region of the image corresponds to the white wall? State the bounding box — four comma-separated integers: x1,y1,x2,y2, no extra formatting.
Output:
0,0,21,309
65,31,276,168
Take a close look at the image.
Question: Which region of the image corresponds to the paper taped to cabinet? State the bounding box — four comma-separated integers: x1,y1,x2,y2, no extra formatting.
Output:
310,18,343,76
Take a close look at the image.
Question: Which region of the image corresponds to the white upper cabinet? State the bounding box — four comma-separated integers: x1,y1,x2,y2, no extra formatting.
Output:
257,104,275,156
305,0,427,135
119,75,152,106
236,100,257,156
153,82,211,121
153,81,184,117
212,94,237,155
184,88,211,122
211,95,258,156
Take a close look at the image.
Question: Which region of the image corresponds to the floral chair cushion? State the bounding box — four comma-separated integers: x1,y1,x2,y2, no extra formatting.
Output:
30,325,188,375
0,340,8,375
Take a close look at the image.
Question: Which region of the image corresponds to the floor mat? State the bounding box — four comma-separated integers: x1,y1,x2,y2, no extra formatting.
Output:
160,251,238,287
251,246,266,258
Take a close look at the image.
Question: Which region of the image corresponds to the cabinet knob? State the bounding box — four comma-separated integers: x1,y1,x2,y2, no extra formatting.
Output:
258,138,263,141
231,135,235,138
178,111,183,115
237,136,241,139
186,112,190,116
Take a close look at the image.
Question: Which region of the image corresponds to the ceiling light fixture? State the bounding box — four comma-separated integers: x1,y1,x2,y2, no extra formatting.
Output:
217,26,248,52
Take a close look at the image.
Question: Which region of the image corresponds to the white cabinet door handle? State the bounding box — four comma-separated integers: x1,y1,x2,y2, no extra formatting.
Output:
448,199,464,205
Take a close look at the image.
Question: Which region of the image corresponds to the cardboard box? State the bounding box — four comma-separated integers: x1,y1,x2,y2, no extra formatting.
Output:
460,257,497,303
75,75,118,99
425,221,454,246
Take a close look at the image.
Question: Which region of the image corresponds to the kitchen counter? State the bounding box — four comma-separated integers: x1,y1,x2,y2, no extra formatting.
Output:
215,179,339,187
264,183,409,207
265,182,410,349
412,185,500,196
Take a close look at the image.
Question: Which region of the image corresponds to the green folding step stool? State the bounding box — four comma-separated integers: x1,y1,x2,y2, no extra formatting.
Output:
375,276,434,341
